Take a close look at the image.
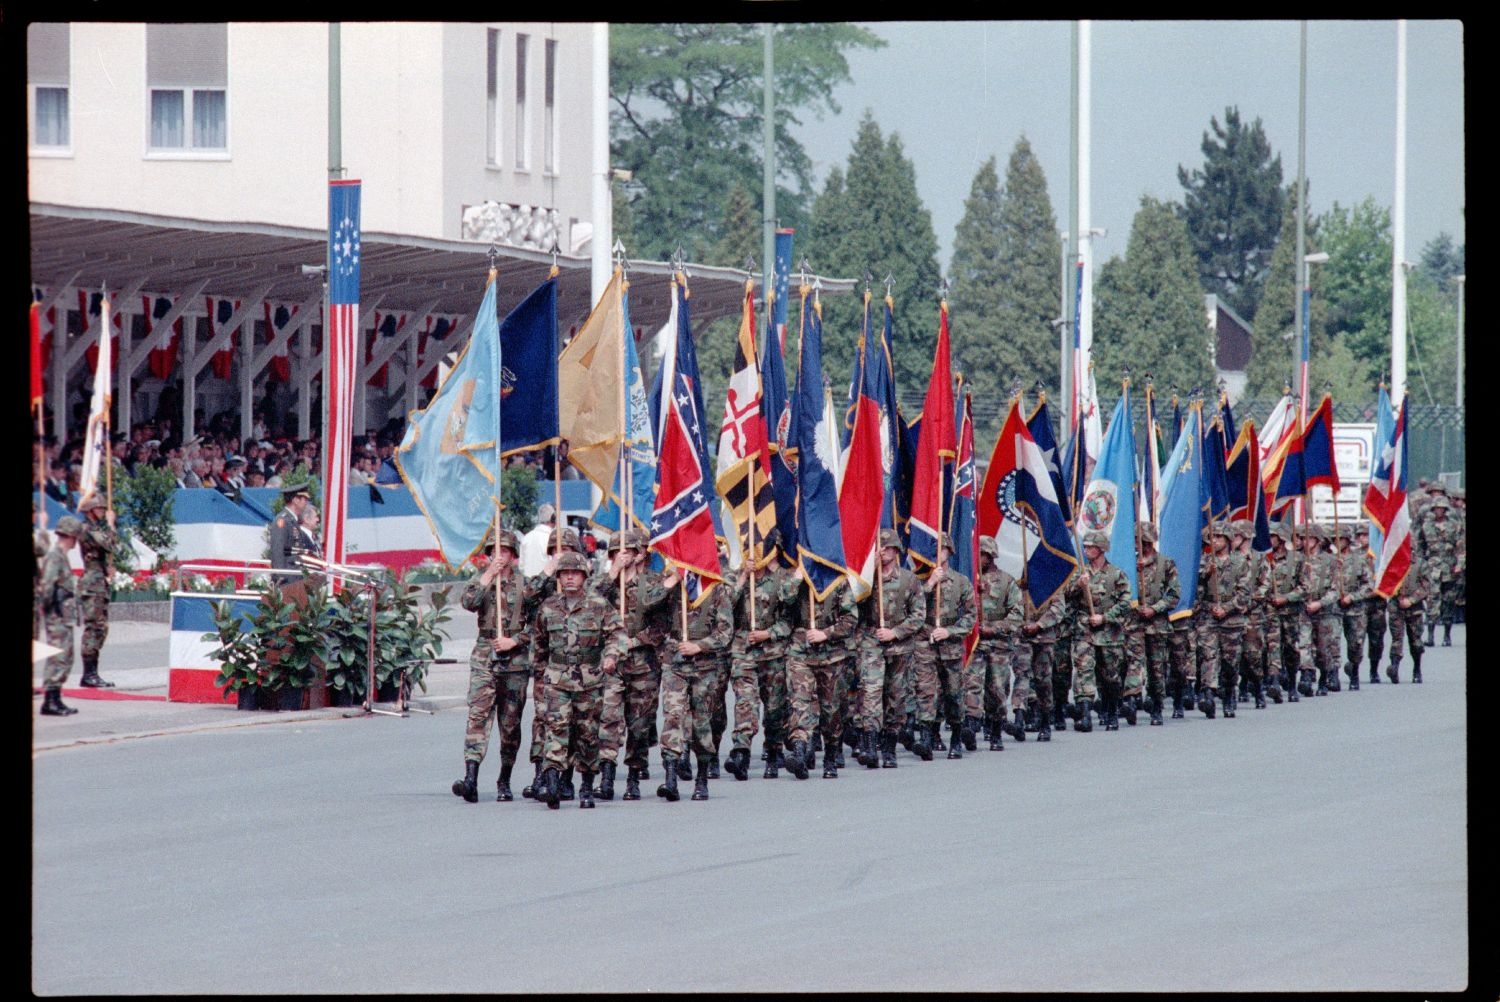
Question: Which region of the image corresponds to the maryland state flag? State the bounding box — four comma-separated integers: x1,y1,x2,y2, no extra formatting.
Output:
715,281,777,569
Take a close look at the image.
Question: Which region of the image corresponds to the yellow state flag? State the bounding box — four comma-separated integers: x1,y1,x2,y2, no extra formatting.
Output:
558,268,625,493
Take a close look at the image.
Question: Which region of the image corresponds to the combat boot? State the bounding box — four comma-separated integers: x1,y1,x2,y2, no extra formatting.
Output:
1425,623,1435,647
1326,667,1341,693
911,723,933,761
931,724,947,752
1171,683,1185,719
1025,705,1041,732
1238,677,1249,702
804,741,818,773
1121,696,1138,727
726,747,750,781
1298,670,1316,698
79,654,114,688
1347,663,1360,691
538,767,561,809
989,720,1004,751
692,756,711,800
1369,664,1382,684
863,730,881,769
1183,680,1197,712
1149,695,1164,726
834,742,846,770
40,687,77,716
496,761,515,802
558,767,576,801
763,748,781,779
1266,679,1283,703
785,740,810,780
843,722,860,754
1254,682,1267,709
962,717,980,751
947,723,964,759
881,732,898,767
1316,669,1329,696
676,754,694,781
597,761,617,801
1443,625,1452,647
1006,708,1028,742
1051,703,1068,732
707,757,720,780
622,766,642,800
899,723,916,751
1075,698,1094,733
822,744,839,778
1411,651,1423,683
1037,716,1051,741
579,773,596,809
522,760,542,799
1200,686,1216,719
1104,697,1120,731
657,757,682,801
451,761,479,803
1223,686,1236,718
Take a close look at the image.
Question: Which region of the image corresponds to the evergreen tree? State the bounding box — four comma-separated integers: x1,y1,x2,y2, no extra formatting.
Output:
1093,196,1215,401
710,183,762,269
1177,106,1285,320
1418,232,1465,288
611,185,638,259
1245,184,1326,398
949,157,1008,420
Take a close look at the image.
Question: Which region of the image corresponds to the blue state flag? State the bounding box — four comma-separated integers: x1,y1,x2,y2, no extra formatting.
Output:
459,275,559,459
794,291,849,598
875,299,906,531
395,275,504,565
760,287,798,568
1158,406,1205,618
595,287,656,533
1201,416,1231,522
1026,396,1072,526
1078,391,1139,595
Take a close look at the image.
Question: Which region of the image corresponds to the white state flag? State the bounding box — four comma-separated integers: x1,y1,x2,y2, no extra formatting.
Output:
78,296,113,505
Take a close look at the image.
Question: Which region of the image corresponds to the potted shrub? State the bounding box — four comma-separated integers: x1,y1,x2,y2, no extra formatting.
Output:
321,585,372,707
247,586,319,710
206,600,263,710
373,575,452,703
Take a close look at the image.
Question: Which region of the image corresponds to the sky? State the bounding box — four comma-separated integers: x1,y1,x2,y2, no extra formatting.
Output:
792,20,1465,272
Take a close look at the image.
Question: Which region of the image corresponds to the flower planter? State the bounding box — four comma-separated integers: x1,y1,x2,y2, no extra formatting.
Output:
278,686,306,712
328,687,355,707
235,687,260,711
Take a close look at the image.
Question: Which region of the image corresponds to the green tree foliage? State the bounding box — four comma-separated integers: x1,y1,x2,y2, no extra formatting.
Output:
610,23,884,262
1321,197,1393,371
1245,185,1326,397
710,182,762,270
1093,196,1216,401
612,185,638,259
1178,106,1285,320
1418,232,1464,288
115,462,177,563
500,464,540,535
806,114,943,403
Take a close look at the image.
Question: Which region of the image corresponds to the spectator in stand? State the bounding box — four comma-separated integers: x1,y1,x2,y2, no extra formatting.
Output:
246,469,267,488
44,460,70,505
223,457,248,492
521,502,559,576
375,437,403,485
349,453,374,486
266,459,292,489
168,454,192,489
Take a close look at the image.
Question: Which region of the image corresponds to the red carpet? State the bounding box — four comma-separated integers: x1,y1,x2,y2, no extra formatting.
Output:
36,687,168,702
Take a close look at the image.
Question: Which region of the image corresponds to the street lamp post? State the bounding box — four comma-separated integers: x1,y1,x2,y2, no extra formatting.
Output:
1455,274,1465,410
1299,251,1329,423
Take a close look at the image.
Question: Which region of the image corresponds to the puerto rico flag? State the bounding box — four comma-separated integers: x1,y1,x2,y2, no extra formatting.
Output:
1363,394,1411,598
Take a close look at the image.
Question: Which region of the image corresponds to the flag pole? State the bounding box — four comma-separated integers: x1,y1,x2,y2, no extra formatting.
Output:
486,260,508,642
745,279,758,635
102,290,114,513
33,300,46,534
681,574,690,642
620,270,631,624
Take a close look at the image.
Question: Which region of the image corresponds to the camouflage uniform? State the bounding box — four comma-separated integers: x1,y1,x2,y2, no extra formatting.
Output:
659,580,735,764
1300,526,1341,695
912,558,977,749
1238,525,1276,704
1385,554,1429,682
974,551,1025,742
1266,523,1308,701
458,565,543,769
856,547,925,762
1067,536,1133,730
1359,530,1388,682
1194,526,1251,715
784,578,858,776
1016,591,1066,733
39,537,78,689
77,501,118,685
1126,529,1179,723
1334,526,1373,688
728,564,794,765
592,562,671,775
1414,500,1463,641
531,573,627,779
1051,605,1078,727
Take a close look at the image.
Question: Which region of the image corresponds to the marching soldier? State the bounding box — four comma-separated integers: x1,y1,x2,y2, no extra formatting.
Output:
1300,524,1341,696
76,493,118,689
1385,551,1429,683
1267,521,1308,702
1414,494,1462,647
451,530,541,803
531,550,626,809
1357,523,1388,684
593,529,671,800
1127,523,1180,725
1450,487,1466,625
726,530,795,780
1015,575,1066,740
656,569,735,801
38,516,85,716
1334,523,1373,690
1235,521,1276,708
913,534,978,758
1067,530,1132,731
783,572,859,780
1195,522,1251,718
974,536,1026,746
521,527,580,800
856,529,926,767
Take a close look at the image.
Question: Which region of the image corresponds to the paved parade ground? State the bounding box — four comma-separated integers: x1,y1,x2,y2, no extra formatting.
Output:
33,620,1470,994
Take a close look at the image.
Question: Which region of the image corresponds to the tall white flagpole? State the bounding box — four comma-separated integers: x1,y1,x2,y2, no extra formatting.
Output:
1390,19,1408,403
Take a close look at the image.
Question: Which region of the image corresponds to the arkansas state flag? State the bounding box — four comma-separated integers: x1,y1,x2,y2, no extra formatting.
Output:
1363,394,1411,598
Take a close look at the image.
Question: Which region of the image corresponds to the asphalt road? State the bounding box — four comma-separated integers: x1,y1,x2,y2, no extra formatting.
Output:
32,628,1469,994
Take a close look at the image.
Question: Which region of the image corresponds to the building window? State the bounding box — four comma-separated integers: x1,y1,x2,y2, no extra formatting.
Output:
514,33,529,170
28,23,70,150
486,28,500,166
147,24,228,153
544,39,558,173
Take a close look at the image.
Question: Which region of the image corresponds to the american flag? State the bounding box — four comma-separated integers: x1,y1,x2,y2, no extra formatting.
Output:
324,180,361,569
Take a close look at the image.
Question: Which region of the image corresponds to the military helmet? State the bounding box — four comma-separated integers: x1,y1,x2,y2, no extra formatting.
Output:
1353,522,1370,536
938,532,955,551
878,528,903,552
607,528,647,553
1429,482,1450,495
1082,529,1110,549
548,526,583,552
978,536,999,558
1235,521,1257,539
53,515,84,537
78,493,109,512
1273,521,1295,542
1210,522,1232,538
1335,523,1354,540
555,551,591,573
1138,523,1158,545
1429,495,1450,510
1451,487,1465,501
492,528,521,555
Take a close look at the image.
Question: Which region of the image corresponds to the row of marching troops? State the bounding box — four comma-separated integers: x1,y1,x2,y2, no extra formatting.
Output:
450,478,1462,808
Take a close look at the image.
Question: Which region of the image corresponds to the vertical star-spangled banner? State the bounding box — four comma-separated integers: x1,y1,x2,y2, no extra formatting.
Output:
324,178,362,568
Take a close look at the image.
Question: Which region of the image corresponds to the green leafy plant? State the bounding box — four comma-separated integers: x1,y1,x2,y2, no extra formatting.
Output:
321,584,373,702
500,465,539,535
115,461,178,560
206,599,261,694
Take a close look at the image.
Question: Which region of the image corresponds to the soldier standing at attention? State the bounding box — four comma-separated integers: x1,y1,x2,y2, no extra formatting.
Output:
531,551,625,810
973,536,1025,746
856,529,926,767
656,568,735,802
1127,523,1180,725
1357,523,1388,684
38,516,85,716
592,530,670,800
1067,529,1132,732
1415,494,1462,647
783,572,859,780
451,530,540,804
1300,525,1341,696
726,530,794,781
269,485,313,579
913,535,978,758
76,493,118,689
1334,523,1373,691
1385,551,1429,683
